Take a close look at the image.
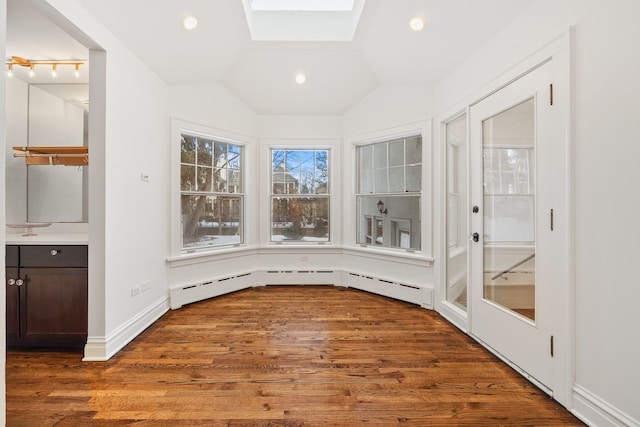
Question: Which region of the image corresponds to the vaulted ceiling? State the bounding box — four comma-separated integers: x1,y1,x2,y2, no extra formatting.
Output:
6,0,535,115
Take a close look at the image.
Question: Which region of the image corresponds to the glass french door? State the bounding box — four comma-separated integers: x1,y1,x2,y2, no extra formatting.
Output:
470,61,560,392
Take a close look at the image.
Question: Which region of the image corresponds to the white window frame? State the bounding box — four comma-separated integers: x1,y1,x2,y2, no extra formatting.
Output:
170,119,253,258
344,121,432,259
269,147,331,244
261,139,340,247
355,134,423,252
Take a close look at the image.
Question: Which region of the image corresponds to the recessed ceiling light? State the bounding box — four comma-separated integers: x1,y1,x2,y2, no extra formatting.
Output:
183,16,198,31
409,16,425,32
295,73,307,85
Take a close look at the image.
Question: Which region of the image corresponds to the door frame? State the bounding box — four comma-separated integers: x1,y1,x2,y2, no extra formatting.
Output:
434,31,573,407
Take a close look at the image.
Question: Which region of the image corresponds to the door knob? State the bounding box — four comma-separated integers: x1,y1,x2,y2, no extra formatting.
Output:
15,279,24,287
472,232,480,242
472,205,479,213
8,278,15,286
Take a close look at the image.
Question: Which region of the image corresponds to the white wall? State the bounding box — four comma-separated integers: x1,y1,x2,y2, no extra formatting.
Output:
342,84,433,137
44,0,171,360
169,83,258,138
433,1,640,425
1,0,7,422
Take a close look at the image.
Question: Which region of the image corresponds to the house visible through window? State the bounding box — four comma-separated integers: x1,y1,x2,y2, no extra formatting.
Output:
356,135,422,251
180,132,244,250
270,149,330,243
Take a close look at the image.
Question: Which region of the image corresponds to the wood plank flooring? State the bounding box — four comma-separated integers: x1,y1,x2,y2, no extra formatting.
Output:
6,285,584,426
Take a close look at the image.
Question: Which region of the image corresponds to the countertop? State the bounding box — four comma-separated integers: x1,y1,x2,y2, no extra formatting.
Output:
5,223,88,245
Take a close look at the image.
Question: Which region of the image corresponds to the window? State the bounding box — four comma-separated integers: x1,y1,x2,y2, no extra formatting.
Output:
180,132,244,250
356,136,422,250
270,149,330,243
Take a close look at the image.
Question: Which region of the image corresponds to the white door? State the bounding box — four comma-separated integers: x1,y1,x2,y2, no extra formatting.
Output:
469,60,564,392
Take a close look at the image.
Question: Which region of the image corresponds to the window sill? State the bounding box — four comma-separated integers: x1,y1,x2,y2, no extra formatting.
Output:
167,245,258,268
344,245,434,265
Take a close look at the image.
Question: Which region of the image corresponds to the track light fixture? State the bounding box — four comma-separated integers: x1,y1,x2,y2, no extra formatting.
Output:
5,56,86,79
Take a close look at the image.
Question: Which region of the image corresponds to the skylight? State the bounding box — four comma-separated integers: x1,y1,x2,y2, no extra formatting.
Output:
242,0,366,41
249,0,356,12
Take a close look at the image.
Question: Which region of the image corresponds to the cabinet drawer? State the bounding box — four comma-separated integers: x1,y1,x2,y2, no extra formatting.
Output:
6,245,19,267
20,245,88,268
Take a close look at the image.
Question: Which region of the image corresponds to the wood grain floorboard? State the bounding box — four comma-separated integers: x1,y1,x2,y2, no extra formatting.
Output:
6,285,584,426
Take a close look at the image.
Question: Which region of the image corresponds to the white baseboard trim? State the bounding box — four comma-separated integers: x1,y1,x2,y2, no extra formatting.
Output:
170,269,434,311
572,384,639,427
83,296,170,361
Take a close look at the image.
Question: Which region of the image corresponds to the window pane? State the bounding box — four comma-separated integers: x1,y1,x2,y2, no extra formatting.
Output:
406,164,421,192
226,169,241,193
196,166,212,192
388,166,404,193
285,150,300,181
181,135,196,164
315,150,329,194
356,195,420,250
373,143,387,169
214,142,227,167
197,139,212,166
299,151,315,194
374,169,388,193
360,145,373,171
227,145,241,169
181,195,242,249
360,169,373,194
271,197,329,242
406,136,421,164
389,140,404,166
181,165,195,191
213,168,226,192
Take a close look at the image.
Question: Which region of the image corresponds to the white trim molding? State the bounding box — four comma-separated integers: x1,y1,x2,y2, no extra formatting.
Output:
572,384,639,427
83,296,170,361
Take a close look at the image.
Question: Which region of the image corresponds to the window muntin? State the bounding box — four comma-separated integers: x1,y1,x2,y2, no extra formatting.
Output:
356,136,422,251
270,149,330,243
180,133,244,250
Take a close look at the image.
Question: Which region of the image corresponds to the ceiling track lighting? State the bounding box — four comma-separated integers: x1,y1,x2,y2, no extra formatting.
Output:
5,56,86,78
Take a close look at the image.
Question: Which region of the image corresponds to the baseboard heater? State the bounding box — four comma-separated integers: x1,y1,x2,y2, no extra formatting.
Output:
170,272,255,309
343,271,433,309
263,269,339,285
170,269,433,310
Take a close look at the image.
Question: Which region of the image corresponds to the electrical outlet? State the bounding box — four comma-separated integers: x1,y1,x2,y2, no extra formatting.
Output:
131,285,141,297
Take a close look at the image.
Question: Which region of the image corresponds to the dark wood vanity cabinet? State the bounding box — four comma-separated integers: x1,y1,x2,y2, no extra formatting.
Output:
5,245,88,348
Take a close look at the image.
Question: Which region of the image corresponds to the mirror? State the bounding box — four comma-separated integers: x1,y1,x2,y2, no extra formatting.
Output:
6,0,89,224
26,83,89,223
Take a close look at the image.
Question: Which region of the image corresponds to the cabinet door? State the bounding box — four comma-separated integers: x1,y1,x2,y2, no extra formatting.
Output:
6,267,20,340
21,267,88,345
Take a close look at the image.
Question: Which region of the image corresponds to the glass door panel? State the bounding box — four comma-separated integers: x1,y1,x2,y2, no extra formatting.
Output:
445,114,468,311
482,98,535,321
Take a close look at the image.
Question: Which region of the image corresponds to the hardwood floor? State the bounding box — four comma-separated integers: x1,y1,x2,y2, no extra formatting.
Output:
6,285,584,426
